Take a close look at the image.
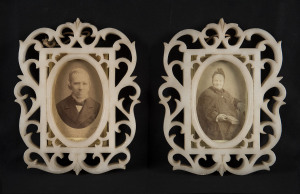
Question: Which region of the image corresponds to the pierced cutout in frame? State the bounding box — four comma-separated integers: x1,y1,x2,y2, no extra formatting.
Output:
159,19,286,175
14,19,140,174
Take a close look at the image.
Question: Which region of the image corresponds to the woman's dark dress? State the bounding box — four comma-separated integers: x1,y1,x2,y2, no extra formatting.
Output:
197,86,242,140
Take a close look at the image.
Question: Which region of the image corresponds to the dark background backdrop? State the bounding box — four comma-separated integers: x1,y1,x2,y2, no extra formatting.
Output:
0,0,299,193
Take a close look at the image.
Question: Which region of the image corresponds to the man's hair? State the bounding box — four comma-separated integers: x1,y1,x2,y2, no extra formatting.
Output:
212,68,225,79
68,68,90,83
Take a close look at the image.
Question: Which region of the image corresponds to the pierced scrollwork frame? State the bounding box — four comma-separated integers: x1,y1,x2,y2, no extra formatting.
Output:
14,19,140,175
159,19,286,175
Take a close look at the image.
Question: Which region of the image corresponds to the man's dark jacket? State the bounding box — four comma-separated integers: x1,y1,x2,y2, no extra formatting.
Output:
56,95,100,129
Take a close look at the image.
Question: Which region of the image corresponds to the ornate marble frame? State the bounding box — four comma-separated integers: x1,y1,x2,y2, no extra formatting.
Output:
158,19,286,175
14,19,140,174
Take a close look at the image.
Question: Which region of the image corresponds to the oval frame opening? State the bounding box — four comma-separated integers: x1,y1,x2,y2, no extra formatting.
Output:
192,55,253,149
47,54,109,148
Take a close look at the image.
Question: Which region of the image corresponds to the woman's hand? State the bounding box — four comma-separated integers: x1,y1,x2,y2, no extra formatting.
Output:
216,114,227,122
216,114,239,125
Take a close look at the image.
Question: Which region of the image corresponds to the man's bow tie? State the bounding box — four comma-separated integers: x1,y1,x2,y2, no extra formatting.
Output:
74,100,85,106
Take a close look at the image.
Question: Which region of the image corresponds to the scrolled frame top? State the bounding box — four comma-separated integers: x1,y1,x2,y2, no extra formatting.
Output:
164,18,282,54
19,18,134,51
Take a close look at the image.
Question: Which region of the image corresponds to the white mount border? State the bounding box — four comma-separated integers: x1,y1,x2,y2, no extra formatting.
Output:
158,19,286,175
14,19,140,175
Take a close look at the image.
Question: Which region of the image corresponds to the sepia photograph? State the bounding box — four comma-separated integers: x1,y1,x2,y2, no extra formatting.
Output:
53,59,103,141
196,60,247,141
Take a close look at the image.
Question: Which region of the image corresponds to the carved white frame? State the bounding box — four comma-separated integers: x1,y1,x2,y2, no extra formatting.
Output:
14,19,140,174
159,19,286,175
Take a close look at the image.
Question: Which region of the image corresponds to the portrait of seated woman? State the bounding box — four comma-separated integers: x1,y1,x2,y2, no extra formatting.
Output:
197,67,245,141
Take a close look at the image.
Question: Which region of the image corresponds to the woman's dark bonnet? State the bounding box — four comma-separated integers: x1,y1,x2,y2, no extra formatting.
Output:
212,68,225,79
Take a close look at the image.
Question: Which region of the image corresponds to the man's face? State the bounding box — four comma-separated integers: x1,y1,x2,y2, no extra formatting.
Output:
69,72,90,99
212,74,224,90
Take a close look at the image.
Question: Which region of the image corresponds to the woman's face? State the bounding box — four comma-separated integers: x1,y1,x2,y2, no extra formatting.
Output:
212,74,224,90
